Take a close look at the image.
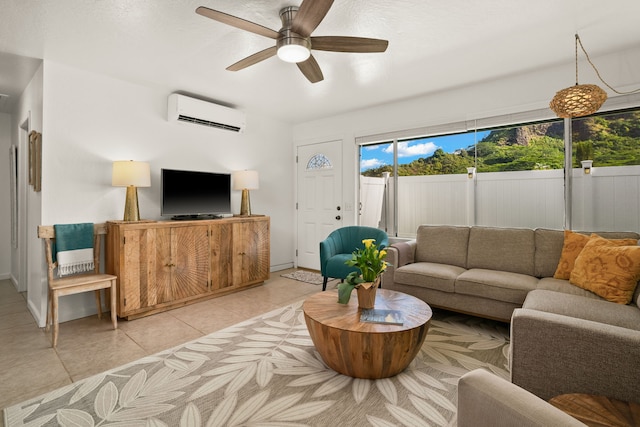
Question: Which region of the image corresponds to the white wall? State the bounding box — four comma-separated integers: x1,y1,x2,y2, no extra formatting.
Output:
29,61,294,325
292,45,640,226
0,113,11,279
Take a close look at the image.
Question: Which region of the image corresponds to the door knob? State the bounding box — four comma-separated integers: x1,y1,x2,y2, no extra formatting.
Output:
336,215,341,220
336,206,341,211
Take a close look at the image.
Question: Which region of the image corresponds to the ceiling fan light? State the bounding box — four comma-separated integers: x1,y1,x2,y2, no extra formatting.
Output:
277,44,310,63
278,45,310,63
276,32,311,63
549,84,608,118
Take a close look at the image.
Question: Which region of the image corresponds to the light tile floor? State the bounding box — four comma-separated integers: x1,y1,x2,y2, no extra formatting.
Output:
0,269,337,422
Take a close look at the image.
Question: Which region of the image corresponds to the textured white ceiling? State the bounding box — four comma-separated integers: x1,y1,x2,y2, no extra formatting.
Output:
1,0,639,122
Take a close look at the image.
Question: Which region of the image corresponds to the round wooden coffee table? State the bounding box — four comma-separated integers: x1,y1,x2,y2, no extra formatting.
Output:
303,289,432,379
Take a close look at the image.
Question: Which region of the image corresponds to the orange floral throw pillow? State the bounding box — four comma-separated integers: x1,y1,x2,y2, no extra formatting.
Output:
553,230,591,279
569,235,640,304
553,231,638,280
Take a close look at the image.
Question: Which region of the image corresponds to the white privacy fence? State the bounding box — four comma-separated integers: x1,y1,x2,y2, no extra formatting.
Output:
360,165,640,238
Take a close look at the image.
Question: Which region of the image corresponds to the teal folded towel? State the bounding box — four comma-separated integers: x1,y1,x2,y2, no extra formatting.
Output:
54,223,95,276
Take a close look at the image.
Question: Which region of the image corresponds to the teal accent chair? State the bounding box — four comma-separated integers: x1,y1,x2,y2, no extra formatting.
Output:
319,226,389,291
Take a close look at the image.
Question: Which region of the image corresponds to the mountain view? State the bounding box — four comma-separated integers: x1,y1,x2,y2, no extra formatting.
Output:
362,111,640,177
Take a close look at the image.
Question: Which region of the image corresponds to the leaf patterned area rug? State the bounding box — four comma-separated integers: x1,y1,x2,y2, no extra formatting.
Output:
4,300,510,427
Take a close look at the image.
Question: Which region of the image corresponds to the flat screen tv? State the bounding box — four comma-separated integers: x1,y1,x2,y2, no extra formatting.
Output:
161,168,232,220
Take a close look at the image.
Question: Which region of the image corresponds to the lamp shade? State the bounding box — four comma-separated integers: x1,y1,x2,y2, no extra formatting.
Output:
112,161,151,187
232,170,259,190
549,84,607,118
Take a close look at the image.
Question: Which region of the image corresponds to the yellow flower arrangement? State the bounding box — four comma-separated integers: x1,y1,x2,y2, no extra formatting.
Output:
346,238,388,282
337,239,389,304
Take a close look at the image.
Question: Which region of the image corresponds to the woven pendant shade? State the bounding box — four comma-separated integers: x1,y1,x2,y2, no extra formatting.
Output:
549,34,613,119
549,83,608,118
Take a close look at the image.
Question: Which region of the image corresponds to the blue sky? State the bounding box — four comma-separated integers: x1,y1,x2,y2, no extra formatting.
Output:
360,131,490,171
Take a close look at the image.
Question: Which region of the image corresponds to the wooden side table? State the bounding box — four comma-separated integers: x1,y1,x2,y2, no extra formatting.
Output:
303,289,432,379
549,393,640,427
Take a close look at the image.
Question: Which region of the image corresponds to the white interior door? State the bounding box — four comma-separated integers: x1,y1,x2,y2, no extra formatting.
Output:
296,140,343,270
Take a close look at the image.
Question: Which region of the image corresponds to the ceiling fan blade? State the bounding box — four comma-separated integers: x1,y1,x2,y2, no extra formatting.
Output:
291,0,334,37
226,46,278,71
196,6,279,39
311,36,389,53
297,55,324,83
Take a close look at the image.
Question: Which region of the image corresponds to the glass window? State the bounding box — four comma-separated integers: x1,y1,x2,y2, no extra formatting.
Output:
571,109,640,231
359,108,640,238
572,110,640,167
473,122,564,172
306,154,332,170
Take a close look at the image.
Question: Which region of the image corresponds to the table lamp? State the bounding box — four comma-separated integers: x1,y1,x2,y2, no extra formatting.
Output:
232,170,259,216
112,160,151,221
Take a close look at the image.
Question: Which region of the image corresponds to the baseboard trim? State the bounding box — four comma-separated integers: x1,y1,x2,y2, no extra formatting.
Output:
27,298,46,328
270,262,294,272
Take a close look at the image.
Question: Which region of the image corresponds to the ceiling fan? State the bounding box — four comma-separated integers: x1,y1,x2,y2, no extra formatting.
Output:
196,0,389,83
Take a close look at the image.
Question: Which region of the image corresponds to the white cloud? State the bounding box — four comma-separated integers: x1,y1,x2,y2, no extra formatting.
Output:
383,141,438,158
361,158,384,169
363,145,381,151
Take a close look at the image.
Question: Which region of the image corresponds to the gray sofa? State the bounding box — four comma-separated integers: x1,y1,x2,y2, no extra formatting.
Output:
511,290,640,403
383,225,640,322
383,224,640,403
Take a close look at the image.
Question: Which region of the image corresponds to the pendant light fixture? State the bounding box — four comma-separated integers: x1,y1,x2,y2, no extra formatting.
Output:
550,34,607,118
550,34,640,118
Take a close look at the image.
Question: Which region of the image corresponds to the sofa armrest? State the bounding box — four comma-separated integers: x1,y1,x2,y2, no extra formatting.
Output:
511,308,640,403
381,240,416,288
458,369,585,427
389,240,416,268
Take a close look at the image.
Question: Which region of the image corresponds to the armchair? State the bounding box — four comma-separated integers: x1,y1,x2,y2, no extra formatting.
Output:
319,226,388,291
458,369,585,427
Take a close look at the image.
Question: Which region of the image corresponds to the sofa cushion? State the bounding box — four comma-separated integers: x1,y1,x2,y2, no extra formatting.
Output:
534,228,565,278
592,231,640,240
570,235,640,304
394,262,466,293
467,227,535,276
455,269,538,304
415,225,470,268
536,277,604,301
523,289,640,331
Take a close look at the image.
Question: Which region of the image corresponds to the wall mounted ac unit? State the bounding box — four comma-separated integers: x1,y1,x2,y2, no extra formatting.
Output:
167,93,245,133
